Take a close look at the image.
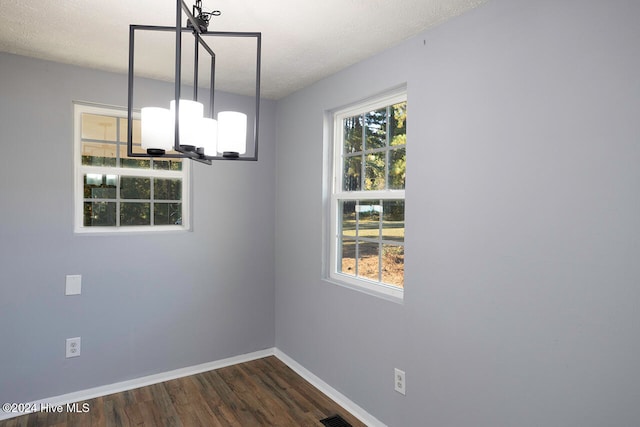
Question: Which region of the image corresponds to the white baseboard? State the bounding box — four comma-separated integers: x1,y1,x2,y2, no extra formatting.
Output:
0,348,275,421
274,349,386,427
1,347,384,426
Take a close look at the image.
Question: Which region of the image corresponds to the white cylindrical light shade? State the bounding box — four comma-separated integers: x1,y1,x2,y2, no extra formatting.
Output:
141,107,173,152
201,117,218,156
217,111,247,155
170,99,204,149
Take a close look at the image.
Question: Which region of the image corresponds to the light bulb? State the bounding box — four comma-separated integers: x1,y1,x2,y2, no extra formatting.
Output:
217,111,247,157
201,117,218,156
141,107,172,153
170,99,204,150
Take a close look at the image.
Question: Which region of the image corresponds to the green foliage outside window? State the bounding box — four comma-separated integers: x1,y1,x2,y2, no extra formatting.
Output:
336,99,406,289
342,102,406,192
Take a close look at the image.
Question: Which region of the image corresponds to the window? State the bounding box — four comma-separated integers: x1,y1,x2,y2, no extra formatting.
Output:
328,89,407,299
73,103,190,233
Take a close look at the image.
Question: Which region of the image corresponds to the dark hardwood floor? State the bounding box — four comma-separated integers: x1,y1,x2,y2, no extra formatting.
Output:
1,356,365,427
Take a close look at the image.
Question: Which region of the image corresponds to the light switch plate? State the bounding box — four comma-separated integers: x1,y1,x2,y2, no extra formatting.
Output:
65,275,82,295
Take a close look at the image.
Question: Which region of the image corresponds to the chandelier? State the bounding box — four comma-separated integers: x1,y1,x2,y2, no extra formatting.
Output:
127,0,261,164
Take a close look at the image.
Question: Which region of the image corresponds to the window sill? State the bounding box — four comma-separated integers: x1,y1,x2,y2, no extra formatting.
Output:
323,274,404,304
74,225,190,236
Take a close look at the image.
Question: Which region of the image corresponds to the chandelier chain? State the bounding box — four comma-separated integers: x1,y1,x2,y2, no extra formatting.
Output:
191,0,221,31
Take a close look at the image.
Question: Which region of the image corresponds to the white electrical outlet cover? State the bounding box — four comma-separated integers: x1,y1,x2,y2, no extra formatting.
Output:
394,368,406,395
66,337,81,358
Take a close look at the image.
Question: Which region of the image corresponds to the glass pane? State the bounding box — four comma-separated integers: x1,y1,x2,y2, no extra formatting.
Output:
81,141,117,167
388,147,406,190
343,155,361,191
382,244,404,287
340,200,356,237
81,114,118,141
390,101,407,147
121,158,151,169
365,152,386,190
357,241,380,282
119,117,141,144
364,108,387,150
357,200,381,239
153,158,183,171
382,200,405,242
120,202,150,226
83,201,116,227
154,203,182,225
339,238,356,277
343,114,363,153
154,178,182,201
120,177,150,199
120,145,151,169
84,173,117,199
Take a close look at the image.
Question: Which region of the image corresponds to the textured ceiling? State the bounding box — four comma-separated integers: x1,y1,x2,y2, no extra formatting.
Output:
0,0,486,99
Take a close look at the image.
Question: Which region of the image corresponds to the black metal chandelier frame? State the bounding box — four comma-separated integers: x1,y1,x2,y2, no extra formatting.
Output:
127,0,261,165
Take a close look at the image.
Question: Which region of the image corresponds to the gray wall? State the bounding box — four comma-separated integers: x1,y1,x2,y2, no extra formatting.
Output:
274,0,640,425
0,53,276,403
2,0,639,424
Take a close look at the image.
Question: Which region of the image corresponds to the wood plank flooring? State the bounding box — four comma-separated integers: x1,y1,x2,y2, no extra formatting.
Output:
0,356,365,427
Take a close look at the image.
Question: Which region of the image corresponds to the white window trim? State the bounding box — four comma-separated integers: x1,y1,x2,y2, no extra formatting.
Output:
325,88,407,302
73,102,191,234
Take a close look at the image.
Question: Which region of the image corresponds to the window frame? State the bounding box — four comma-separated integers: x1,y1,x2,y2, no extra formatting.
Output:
73,102,191,234
327,88,407,301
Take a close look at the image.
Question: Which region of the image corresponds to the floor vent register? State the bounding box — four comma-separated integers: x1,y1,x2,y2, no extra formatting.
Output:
320,414,352,427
